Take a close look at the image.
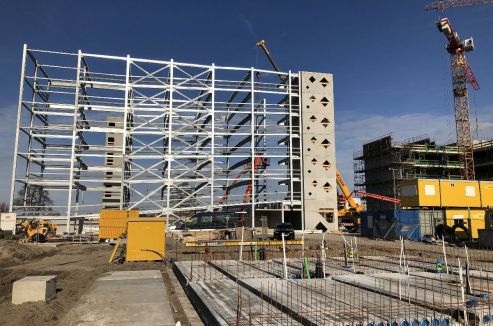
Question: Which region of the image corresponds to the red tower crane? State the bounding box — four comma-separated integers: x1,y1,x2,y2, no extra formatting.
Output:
425,1,492,180
435,17,478,180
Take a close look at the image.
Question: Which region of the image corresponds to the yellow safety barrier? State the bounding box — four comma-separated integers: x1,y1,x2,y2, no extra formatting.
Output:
185,240,303,247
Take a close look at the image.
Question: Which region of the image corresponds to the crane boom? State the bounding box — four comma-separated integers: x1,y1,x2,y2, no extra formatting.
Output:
256,40,288,83
243,157,268,203
218,156,268,206
336,169,361,212
256,40,282,74
425,0,493,11
355,191,401,204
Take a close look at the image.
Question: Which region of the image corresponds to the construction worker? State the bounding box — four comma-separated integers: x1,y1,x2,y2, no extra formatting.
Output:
436,258,445,273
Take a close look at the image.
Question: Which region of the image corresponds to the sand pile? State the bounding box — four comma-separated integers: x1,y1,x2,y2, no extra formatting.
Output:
0,240,55,267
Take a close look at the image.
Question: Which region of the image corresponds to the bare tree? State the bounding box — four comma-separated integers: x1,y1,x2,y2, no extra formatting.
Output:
13,185,54,212
0,202,8,213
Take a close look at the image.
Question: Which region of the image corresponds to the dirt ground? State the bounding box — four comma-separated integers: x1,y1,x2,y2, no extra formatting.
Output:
0,240,169,326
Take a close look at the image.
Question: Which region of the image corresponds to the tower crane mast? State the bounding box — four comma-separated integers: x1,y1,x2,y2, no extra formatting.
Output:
426,0,492,180
436,17,478,180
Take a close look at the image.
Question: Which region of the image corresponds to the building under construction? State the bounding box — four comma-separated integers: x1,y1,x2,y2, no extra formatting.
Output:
474,139,493,181
9,45,338,232
354,135,493,211
354,135,461,211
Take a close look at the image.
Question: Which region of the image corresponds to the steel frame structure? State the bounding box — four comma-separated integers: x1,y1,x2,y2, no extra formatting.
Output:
10,45,305,231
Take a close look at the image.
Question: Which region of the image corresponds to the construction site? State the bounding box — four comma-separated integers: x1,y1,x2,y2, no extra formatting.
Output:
1,1,493,325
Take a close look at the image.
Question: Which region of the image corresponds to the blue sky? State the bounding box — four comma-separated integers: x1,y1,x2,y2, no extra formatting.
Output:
0,0,492,203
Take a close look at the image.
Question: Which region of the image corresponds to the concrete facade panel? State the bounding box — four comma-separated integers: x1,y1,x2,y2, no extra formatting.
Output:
300,72,337,231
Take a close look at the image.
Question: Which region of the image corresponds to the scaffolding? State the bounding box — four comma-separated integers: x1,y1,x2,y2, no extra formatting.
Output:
354,134,462,211
10,45,306,231
474,140,493,180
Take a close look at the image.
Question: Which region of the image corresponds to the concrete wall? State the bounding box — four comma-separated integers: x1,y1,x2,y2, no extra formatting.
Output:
103,117,124,209
300,72,337,231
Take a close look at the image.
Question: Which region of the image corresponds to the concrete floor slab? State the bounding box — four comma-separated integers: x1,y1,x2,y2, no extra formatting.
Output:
62,270,174,326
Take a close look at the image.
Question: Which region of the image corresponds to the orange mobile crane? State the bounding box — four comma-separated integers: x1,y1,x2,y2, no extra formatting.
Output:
218,156,268,206
336,170,401,232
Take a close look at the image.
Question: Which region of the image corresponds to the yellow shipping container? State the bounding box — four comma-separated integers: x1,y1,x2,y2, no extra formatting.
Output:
99,210,139,240
126,218,166,261
440,180,481,208
445,209,485,239
480,181,493,207
399,179,441,207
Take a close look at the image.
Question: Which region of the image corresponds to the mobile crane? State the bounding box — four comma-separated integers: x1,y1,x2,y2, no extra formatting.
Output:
218,156,269,206
336,169,363,232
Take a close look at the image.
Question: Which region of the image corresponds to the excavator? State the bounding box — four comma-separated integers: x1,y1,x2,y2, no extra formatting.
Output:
218,156,269,205
15,218,57,242
256,40,401,232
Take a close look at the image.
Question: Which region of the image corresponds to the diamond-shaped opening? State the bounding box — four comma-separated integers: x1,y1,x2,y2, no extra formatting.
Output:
309,76,316,83
310,136,317,143
323,160,331,170
321,118,330,127
315,222,328,232
310,95,316,102
320,97,330,107
323,182,332,192
311,158,318,165
321,139,330,148
308,169,312,173
310,115,317,122
312,180,318,187
320,77,329,87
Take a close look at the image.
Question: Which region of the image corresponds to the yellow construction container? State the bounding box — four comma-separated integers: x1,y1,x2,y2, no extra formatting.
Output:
440,180,481,208
99,210,139,240
126,218,166,262
480,181,493,207
399,179,441,207
445,209,485,239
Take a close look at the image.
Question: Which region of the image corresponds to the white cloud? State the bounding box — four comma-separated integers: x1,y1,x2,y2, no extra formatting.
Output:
239,14,255,38
335,108,493,190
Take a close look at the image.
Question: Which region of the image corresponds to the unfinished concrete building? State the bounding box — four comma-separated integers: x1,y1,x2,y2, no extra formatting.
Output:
474,139,493,180
353,135,461,211
102,117,125,209
9,45,337,232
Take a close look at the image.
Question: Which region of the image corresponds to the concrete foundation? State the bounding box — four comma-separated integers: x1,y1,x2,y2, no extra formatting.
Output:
62,270,174,326
12,275,57,304
174,256,493,325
